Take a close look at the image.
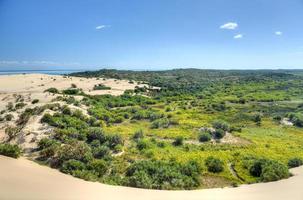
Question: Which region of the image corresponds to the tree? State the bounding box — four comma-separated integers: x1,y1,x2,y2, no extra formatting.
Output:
205,156,224,173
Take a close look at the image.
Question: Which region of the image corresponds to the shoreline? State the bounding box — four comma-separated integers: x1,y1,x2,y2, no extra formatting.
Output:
0,155,302,200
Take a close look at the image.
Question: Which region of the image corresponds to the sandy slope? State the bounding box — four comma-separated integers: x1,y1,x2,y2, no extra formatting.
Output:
0,156,302,200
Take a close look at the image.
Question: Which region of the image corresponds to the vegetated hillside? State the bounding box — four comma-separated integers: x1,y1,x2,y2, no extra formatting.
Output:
2,69,303,190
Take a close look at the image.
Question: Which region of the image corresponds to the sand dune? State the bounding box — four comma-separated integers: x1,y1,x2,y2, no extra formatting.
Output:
0,156,302,200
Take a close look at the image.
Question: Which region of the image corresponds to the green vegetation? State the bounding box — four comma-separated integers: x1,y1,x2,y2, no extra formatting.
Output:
93,84,111,90
25,68,303,190
0,143,21,158
288,157,303,168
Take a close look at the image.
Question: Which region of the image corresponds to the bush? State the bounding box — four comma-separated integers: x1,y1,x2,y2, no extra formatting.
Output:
55,141,93,165
107,134,124,149
213,129,225,139
15,102,27,109
61,159,86,174
205,156,224,173
133,130,144,140
288,157,303,168
198,132,212,142
88,159,108,176
136,140,149,150
173,136,184,146
0,143,21,158
249,159,289,182
44,87,59,94
125,160,200,189
62,88,80,95
32,99,39,104
92,145,110,159
212,120,230,132
4,114,14,121
93,84,111,90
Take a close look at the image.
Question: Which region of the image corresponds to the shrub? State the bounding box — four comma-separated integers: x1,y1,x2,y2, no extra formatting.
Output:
4,114,14,121
62,88,80,95
44,87,59,94
15,102,27,109
38,138,58,150
249,159,289,182
61,159,86,174
0,143,21,158
173,136,184,146
107,134,124,149
5,126,19,141
88,159,108,176
86,128,106,143
213,129,225,139
205,156,224,173
92,145,110,159
133,130,144,140
212,120,230,132
125,160,200,189
55,141,93,165
32,99,39,104
136,140,149,150
198,132,211,142
288,157,303,168
93,84,111,90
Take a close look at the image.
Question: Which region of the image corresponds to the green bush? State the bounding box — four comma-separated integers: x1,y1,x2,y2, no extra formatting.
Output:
249,159,289,182
93,84,111,90
44,87,59,94
198,132,212,142
213,129,225,139
62,88,80,95
4,114,14,121
205,156,224,173
133,130,144,140
61,159,86,174
212,120,230,132
0,143,21,158
288,157,303,168
173,136,184,146
125,160,200,189
88,159,108,176
31,99,39,104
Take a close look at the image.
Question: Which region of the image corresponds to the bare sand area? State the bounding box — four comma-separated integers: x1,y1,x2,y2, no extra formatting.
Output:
0,73,143,153
0,74,141,109
0,155,302,200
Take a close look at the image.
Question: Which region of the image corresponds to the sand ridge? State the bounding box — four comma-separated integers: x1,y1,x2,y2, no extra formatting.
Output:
0,155,302,200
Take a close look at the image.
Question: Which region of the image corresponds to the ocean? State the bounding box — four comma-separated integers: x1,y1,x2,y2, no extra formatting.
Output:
0,69,84,75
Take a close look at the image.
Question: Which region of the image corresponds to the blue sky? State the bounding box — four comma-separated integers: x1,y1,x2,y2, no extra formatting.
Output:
1,0,303,70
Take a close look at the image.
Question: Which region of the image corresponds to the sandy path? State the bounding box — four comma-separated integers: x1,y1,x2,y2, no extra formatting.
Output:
0,156,302,200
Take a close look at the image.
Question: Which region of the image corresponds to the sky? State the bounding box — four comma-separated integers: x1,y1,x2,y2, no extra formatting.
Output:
1,0,303,70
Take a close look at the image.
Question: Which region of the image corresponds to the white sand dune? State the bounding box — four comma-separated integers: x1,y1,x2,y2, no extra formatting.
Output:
0,156,302,200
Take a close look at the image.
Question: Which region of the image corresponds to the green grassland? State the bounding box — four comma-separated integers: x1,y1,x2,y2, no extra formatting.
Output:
23,69,303,189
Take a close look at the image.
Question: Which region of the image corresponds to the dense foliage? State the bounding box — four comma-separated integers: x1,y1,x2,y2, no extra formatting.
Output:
28,69,303,189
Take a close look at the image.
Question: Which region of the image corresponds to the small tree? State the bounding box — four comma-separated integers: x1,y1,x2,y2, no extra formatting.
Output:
198,132,211,142
205,156,224,173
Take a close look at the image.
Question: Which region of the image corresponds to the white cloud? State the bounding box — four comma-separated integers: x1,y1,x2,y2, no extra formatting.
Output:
234,34,243,39
275,31,282,36
95,25,109,30
220,22,238,30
